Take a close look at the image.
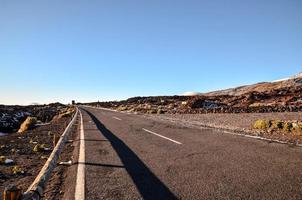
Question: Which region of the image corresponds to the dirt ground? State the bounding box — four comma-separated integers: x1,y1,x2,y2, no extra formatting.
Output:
149,112,302,144
43,116,79,200
0,114,77,198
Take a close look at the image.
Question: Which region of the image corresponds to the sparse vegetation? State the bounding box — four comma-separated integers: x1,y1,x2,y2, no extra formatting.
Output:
33,143,49,152
0,104,74,198
253,119,270,130
11,165,24,175
271,120,284,129
157,108,164,114
52,107,75,121
283,122,293,132
83,72,302,115
0,156,6,164
116,105,128,111
292,123,302,135
18,116,37,133
253,119,302,136
147,109,157,114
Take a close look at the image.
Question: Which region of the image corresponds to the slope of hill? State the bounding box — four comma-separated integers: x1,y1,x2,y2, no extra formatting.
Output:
84,72,302,114
205,72,302,96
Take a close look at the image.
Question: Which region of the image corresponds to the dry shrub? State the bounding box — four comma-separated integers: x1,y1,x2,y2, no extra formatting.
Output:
33,144,48,152
12,165,24,175
147,109,157,114
271,120,284,129
157,109,163,114
18,117,37,133
292,123,302,136
253,119,270,130
283,122,293,132
52,107,74,121
0,156,6,164
116,105,127,111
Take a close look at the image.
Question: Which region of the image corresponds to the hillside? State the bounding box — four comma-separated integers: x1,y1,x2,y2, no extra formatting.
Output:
84,72,302,114
205,72,302,96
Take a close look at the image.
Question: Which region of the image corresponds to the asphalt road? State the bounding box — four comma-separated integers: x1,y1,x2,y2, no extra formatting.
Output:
77,106,302,200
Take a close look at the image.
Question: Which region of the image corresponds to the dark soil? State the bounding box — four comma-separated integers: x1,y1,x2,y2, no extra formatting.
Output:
0,113,74,198
43,115,79,200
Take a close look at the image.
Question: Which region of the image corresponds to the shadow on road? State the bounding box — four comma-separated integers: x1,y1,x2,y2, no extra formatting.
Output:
84,109,178,200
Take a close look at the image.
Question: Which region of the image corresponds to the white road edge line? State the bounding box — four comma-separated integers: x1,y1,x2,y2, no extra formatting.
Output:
113,116,122,121
142,128,182,145
75,110,85,200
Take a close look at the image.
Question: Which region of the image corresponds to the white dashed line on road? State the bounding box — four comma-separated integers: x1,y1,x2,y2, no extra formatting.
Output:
113,116,122,121
142,128,182,145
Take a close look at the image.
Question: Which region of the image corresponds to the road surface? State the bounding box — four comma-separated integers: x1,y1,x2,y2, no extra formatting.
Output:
73,106,302,200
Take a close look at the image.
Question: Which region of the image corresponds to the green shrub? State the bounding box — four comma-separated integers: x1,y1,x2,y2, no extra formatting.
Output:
253,119,270,130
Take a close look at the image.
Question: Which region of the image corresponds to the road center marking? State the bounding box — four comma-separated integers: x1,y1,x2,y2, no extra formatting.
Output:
113,116,122,121
75,110,85,200
142,128,182,145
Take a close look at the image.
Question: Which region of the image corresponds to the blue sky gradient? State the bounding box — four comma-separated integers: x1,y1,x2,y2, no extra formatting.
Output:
1,0,301,105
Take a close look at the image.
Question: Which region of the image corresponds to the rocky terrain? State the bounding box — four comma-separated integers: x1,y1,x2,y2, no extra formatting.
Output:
0,105,76,199
83,72,302,114
0,103,67,134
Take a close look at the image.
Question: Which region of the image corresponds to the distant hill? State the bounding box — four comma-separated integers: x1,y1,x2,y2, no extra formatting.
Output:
204,72,302,96
85,72,302,114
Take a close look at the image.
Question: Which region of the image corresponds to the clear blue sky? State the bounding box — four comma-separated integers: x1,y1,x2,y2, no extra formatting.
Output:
0,0,301,105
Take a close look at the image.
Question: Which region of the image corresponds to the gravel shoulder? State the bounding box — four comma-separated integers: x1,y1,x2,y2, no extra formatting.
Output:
146,112,302,145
